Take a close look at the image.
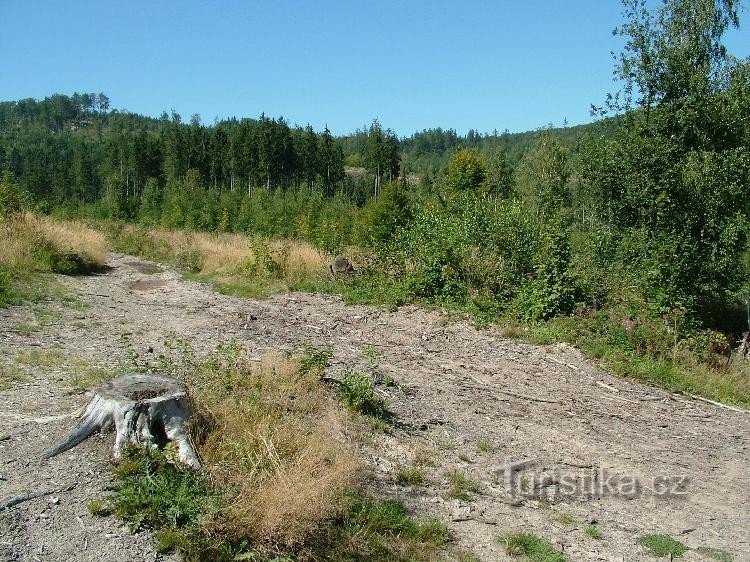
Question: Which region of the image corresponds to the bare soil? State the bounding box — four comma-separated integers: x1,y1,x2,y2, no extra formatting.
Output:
1,253,748,561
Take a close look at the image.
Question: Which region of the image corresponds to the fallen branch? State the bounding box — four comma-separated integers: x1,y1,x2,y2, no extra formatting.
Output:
0,484,75,511
690,395,746,413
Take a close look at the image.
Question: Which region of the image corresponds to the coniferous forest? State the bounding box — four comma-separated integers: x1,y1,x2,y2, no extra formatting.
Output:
1,0,749,401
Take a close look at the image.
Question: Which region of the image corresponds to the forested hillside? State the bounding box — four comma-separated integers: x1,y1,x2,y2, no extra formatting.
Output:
2,0,749,404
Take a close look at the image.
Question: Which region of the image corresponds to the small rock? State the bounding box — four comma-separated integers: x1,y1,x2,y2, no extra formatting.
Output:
48,497,59,505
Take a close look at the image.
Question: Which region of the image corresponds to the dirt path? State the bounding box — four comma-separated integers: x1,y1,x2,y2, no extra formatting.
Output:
1,253,748,561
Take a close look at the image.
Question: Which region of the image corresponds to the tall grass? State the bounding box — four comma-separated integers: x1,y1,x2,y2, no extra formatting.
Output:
0,212,107,305
177,343,359,549
101,222,329,297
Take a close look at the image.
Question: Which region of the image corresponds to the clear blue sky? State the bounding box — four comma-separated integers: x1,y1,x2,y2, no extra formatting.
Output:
1,1,748,136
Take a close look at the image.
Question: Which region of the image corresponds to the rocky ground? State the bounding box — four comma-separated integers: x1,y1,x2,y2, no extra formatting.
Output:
1,253,748,561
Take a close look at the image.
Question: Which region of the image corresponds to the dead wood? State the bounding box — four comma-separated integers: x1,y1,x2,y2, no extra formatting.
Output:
41,373,200,469
0,484,75,511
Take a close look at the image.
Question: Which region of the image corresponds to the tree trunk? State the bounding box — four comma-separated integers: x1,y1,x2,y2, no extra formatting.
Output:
41,374,200,469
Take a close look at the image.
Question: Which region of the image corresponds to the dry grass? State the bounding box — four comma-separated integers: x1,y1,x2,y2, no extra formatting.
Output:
0,213,107,273
111,223,327,279
184,345,359,548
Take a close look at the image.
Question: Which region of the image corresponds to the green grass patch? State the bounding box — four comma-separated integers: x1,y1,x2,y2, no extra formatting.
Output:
499,532,565,561
396,467,426,486
183,272,289,300
584,524,603,540
340,369,387,417
102,448,452,562
15,348,69,368
638,534,688,558
550,512,576,527
446,469,480,501
14,348,112,391
477,439,493,454
0,361,28,390
111,447,218,532
314,494,450,562
106,446,255,560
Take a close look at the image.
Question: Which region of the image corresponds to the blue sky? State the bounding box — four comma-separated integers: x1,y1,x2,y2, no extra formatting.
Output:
2,1,748,136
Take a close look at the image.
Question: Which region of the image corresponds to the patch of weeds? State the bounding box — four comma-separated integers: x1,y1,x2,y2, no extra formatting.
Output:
414,447,438,467
111,446,217,532
299,342,333,377
584,524,603,540
499,532,566,562
695,546,733,561
340,369,387,417
87,499,111,517
15,348,111,391
638,534,688,558
68,364,112,391
15,348,68,368
477,438,493,453
446,469,480,501
14,322,38,336
363,343,380,369
315,493,450,562
458,452,472,463
550,512,576,527
0,361,28,390
106,446,259,560
396,467,426,486
383,374,397,387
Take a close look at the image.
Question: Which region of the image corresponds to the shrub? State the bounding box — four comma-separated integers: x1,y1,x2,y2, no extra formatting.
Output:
340,370,386,417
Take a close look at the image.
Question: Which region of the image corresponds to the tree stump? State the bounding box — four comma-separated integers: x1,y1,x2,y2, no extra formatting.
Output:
42,373,201,469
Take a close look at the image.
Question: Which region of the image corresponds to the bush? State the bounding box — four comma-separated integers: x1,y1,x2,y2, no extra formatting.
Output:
340,370,386,417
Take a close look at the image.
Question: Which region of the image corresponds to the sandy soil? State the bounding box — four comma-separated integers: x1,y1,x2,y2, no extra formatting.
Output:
1,253,748,561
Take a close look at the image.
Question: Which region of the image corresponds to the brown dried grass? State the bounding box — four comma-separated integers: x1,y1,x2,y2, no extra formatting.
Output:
113,224,327,278
185,348,358,548
0,213,107,271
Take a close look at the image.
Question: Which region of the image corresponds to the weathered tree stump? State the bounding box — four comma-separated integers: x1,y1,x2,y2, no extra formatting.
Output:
329,256,354,277
42,373,201,469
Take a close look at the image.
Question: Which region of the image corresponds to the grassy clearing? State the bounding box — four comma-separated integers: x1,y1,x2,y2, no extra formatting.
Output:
499,532,565,562
638,534,688,558
95,342,456,561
